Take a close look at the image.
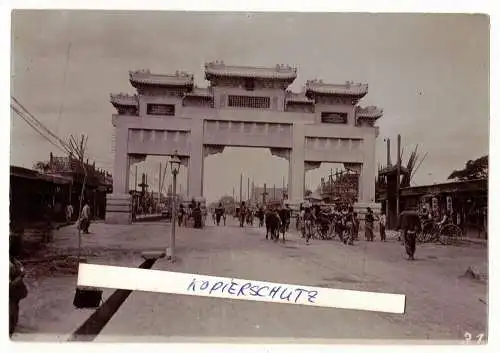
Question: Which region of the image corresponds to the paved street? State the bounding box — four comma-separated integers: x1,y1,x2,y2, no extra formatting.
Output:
13,218,487,343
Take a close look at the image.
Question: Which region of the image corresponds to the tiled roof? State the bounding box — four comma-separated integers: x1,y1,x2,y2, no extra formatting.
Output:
305,80,368,97
129,69,194,87
110,93,138,106
356,106,383,118
285,91,314,104
205,61,297,80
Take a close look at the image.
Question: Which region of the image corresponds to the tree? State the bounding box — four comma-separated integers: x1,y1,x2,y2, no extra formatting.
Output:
304,189,313,197
448,155,488,181
66,134,89,263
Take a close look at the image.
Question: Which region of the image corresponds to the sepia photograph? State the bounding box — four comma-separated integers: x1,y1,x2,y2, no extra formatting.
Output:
8,9,489,344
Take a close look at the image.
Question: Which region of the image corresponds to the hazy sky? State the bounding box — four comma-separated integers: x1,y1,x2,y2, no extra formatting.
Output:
10,11,489,203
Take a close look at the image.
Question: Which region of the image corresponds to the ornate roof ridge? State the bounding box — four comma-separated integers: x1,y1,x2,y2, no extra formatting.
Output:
205,61,297,72
110,93,138,106
204,61,297,80
356,105,384,118
129,69,194,86
305,80,368,96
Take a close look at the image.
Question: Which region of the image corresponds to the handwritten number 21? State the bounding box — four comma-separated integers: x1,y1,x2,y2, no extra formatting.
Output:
464,332,484,343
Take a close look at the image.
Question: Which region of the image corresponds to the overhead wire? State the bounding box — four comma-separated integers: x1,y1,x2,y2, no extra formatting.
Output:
11,96,71,153
10,104,68,154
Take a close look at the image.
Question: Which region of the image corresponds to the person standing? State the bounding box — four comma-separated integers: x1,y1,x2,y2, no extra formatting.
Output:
79,200,91,234
215,203,224,226
344,206,356,245
303,204,316,245
398,210,420,261
65,203,74,223
365,207,375,241
178,204,185,227
239,201,247,228
379,212,387,241
193,202,202,228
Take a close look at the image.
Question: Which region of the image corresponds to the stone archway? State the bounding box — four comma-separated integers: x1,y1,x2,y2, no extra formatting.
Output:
106,62,382,224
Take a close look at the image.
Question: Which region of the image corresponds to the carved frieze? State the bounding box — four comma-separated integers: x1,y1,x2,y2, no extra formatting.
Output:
204,145,226,157
270,148,290,161
305,161,322,172
343,163,362,174
129,154,147,166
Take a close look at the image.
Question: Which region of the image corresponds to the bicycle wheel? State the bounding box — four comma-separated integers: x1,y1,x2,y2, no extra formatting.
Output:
416,232,427,243
439,224,463,245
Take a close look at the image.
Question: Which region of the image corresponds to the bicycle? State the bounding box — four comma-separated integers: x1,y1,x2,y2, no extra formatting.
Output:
417,221,463,245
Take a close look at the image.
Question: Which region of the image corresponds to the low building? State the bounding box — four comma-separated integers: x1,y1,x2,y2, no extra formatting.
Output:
10,166,73,227
377,177,487,237
33,153,113,220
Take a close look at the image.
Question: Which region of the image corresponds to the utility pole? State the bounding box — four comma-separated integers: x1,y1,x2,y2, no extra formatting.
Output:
158,163,162,212
330,168,333,198
135,165,138,191
273,184,276,200
232,187,235,201
263,183,267,205
387,138,392,166
247,177,250,202
239,173,243,205
396,134,401,217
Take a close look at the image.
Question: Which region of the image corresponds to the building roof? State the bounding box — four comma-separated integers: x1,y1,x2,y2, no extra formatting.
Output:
356,106,384,119
10,166,72,185
110,93,139,107
379,165,410,175
305,80,368,97
401,178,487,197
129,69,194,88
285,91,314,104
204,61,297,81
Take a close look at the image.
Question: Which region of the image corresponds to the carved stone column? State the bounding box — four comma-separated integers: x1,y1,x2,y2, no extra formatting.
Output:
187,119,204,198
288,124,305,203
106,126,135,224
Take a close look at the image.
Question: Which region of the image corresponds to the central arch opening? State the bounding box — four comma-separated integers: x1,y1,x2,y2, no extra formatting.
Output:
203,147,289,222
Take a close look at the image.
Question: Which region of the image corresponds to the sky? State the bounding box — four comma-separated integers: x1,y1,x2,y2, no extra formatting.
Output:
10,11,489,203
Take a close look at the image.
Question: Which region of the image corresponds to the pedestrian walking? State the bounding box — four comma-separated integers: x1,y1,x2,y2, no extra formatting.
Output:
365,207,374,241
379,212,387,241
398,210,421,261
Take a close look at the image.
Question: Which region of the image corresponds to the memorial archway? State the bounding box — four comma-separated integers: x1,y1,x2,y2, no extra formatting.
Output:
106,62,382,224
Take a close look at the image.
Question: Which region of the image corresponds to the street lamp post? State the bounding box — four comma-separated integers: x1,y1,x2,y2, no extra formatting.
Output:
168,150,181,262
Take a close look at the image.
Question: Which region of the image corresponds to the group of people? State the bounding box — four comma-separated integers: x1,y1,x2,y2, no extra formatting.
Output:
297,203,387,246
178,201,204,229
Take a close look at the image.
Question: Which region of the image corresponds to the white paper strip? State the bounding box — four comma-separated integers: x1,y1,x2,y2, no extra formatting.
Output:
77,264,406,314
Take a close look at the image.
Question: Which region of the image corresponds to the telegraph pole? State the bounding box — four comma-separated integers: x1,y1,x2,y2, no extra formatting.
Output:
247,177,250,202
158,163,162,212
135,166,138,191
396,134,401,217
239,173,243,205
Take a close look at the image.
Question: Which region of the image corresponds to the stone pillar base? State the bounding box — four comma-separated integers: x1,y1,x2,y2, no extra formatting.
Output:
105,193,132,225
